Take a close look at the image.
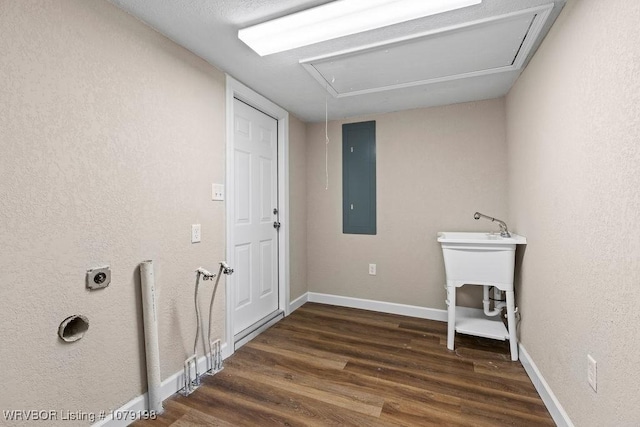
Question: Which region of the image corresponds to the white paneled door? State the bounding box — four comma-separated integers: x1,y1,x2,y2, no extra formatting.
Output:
232,98,279,336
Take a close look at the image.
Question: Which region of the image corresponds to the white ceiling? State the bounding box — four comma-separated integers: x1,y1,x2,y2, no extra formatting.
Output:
108,0,565,122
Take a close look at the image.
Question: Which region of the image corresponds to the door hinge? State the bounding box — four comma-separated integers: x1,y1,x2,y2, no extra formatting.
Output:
273,208,280,230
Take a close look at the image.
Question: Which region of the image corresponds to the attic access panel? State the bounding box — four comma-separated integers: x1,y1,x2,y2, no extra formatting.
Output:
301,4,553,98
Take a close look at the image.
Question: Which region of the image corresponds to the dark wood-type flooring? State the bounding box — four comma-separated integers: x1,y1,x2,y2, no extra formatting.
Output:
134,303,553,426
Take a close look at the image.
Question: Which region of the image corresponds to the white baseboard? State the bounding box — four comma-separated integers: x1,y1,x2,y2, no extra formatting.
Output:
289,293,308,312
306,292,447,322
519,344,574,427
92,343,227,427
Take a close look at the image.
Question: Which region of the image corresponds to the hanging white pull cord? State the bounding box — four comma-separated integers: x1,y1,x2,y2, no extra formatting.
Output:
325,96,329,190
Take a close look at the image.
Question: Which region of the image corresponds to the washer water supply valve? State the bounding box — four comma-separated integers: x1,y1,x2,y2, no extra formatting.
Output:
183,262,234,397
220,261,234,275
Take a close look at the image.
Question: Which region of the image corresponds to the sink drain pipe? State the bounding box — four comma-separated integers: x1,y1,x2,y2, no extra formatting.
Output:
140,260,164,414
483,285,506,317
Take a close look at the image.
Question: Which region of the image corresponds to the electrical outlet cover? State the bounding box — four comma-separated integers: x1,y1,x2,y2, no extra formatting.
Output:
191,224,201,243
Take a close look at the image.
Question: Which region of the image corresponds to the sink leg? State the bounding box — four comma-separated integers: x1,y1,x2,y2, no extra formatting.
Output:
506,290,518,361
447,285,455,351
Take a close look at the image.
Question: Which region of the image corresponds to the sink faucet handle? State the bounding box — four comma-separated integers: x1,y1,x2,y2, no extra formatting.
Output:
498,222,511,237
473,212,510,237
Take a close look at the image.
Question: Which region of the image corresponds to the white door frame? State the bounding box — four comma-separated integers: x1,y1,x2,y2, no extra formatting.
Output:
224,75,290,358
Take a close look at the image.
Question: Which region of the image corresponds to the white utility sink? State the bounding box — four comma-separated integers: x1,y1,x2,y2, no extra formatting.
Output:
437,231,527,361
437,232,526,288
437,231,526,244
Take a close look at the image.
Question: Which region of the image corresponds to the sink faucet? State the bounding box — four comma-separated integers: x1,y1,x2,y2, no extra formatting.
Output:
473,212,511,237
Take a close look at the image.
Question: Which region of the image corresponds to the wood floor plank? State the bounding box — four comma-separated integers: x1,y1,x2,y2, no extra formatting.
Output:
177,375,310,427
232,346,497,427
271,322,470,375
228,364,384,417
343,360,551,418
132,303,553,426
275,315,417,346
298,304,402,329
199,370,397,427
266,322,539,391
406,338,534,383
229,347,386,414
302,304,447,344
245,339,349,370
228,345,458,406
172,405,237,427
461,401,556,426
397,318,449,335
380,399,494,427
299,303,404,324
228,342,384,414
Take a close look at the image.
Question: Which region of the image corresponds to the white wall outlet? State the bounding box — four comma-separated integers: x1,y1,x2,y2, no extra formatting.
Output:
587,354,597,392
369,263,377,275
191,224,201,243
212,183,224,201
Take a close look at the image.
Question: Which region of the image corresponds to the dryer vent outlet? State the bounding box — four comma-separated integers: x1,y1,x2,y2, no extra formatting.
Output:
58,315,89,342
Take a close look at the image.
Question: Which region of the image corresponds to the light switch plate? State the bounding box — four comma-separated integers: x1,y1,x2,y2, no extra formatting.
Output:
212,183,224,201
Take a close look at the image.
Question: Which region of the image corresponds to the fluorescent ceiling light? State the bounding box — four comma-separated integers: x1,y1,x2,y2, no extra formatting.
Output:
238,0,482,56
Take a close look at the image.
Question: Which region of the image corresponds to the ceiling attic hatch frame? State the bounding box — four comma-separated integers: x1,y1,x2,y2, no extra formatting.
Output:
300,4,554,98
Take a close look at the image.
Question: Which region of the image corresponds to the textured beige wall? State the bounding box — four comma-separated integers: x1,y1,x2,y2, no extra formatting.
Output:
506,0,640,424
0,0,227,422
306,100,508,308
288,115,308,301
